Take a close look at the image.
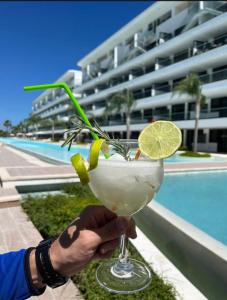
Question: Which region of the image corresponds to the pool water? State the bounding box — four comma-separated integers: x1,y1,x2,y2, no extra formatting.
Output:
1,137,227,164
155,171,227,245
0,138,89,164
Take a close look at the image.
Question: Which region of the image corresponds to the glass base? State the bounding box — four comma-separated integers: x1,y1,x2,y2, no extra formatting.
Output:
96,258,152,294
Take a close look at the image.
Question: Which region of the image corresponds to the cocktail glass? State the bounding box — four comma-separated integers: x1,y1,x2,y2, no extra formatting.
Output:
89,143,164,294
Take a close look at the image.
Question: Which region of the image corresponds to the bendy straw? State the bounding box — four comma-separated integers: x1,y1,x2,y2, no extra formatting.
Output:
24,82,99,141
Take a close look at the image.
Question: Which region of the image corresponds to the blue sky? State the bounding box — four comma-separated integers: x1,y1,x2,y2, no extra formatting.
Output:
0,1,152,129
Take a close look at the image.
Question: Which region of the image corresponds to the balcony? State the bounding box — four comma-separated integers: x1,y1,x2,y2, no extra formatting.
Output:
153,83,171,95
79,44,227,106
34,93,73,115
156,57,173,69
96,104,227,130
41,104,70,118
76,13,227,94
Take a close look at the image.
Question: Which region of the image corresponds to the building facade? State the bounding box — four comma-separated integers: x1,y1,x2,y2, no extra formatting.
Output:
74,1,227,152
31,70,82,139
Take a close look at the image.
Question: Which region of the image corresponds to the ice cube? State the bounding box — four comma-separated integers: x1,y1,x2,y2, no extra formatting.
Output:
109,153,125,161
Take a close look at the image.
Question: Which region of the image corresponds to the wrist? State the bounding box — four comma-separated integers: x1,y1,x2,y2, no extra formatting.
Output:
29,249,46,289
49,240,64,275
35,238,69,288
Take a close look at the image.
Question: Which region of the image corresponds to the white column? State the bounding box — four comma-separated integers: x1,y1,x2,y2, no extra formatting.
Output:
199,1,204,10
141,109,144,121
151,84,155,96
129,74,133,81
203,128,209,146
114,46,118,68
183,130,187,147
63,131,69,140
167,105,172,120
207,98,211,113
86,65,90,76
155,58,159,70
184,102,188,120
207,68,212,83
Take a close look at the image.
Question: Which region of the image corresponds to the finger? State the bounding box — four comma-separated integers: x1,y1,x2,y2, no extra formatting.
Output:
98,238,120,255
126,218,137,239
92,205,117,226
81,205,117,228
95,216,128,243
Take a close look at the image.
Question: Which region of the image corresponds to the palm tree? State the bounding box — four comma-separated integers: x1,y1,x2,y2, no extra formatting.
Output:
105,89,135,139
172,73,206,152
50,116,66,141
27,114,42,132
3,120,12,136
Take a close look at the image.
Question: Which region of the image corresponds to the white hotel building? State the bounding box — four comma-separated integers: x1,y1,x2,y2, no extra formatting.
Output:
32,1,227,152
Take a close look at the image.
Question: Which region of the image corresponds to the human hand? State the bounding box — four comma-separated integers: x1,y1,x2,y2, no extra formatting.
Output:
49,205,137,277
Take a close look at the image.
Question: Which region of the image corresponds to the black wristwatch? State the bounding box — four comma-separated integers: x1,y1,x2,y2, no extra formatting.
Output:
35,238,69,289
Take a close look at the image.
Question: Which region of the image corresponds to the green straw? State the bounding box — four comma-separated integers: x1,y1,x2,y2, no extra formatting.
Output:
24,82,109,158
24,82,99,141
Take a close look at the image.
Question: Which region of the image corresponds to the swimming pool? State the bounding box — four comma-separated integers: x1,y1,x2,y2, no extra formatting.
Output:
0,138,89,164
155,170,227,245
1,137,227,164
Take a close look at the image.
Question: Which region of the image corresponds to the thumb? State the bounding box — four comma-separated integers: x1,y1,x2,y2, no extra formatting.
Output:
95,217,128,243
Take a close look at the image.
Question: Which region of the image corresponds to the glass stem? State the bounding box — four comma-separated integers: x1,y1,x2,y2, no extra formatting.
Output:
119,234,129,263
112,233,133,275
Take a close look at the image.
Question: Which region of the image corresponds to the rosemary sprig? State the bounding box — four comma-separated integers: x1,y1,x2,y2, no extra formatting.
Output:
62,117,131,160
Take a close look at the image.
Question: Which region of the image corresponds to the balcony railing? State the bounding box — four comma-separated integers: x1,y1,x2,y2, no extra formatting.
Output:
90,104,227,128
154,83,171,95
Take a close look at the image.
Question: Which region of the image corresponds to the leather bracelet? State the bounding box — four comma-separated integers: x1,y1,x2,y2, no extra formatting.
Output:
24,247,46,296
35,238,68,289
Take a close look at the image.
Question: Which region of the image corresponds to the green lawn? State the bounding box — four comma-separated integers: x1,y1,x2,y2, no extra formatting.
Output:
180,151,211,158
22,183,176,300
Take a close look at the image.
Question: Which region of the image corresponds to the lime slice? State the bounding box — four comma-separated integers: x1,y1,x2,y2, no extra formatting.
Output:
138,121,182,160
71,153,90,185
89,139,107,171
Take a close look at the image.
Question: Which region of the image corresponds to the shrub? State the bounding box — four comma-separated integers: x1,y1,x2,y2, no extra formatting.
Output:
22,183,176,300
180,151,211,158
178,145,188,151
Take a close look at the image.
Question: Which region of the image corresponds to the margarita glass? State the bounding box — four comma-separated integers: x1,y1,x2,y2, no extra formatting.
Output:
88,144,164,294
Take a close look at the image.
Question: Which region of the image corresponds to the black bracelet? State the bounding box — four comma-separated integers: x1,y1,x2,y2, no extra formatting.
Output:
24,247,46,296
35,238,68,289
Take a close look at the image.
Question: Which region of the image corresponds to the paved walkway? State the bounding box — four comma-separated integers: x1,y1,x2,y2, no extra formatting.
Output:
0,145,78,207
0,145,76,183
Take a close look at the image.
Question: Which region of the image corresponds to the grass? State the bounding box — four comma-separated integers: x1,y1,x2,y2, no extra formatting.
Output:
22,183,176,300
180,151,211,158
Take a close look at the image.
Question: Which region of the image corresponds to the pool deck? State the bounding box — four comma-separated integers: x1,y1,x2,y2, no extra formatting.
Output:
0,143,226,299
